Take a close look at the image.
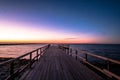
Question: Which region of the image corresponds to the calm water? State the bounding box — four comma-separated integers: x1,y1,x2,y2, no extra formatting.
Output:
70,44,120,61
0,44,46,58
0,44,120,61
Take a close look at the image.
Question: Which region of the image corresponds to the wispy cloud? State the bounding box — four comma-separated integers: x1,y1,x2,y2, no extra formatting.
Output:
64,38,79,40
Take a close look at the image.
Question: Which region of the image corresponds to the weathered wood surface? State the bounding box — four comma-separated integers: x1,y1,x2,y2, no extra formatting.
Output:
20,46,104,80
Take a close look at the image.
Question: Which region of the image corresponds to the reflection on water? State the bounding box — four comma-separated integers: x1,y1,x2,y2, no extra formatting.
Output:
0,44,46,58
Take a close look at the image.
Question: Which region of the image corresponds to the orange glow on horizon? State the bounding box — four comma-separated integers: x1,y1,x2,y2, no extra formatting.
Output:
0,20,104,44
0,37,101,44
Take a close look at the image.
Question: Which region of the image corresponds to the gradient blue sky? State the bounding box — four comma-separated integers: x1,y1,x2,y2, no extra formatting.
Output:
0,0,120,44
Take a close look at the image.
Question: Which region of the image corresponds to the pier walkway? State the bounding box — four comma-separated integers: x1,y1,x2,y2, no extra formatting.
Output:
20,46,103,80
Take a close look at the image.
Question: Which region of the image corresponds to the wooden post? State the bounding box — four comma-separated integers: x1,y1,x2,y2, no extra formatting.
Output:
30,53,32,68
67,48,69,54
40,48,42,56
66,48,68,54
65,48,66,52
107,61,110,80
107,61,110,71
85,53,88,61
48,44,50,48
10,61,14,80
75,50,78,60
70,48,72,56
10,61,14,75
36,50,39,60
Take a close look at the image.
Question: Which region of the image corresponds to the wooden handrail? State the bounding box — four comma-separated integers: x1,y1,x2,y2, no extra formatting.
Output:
0,44,50,80
60,45,120,80
81,50,120,65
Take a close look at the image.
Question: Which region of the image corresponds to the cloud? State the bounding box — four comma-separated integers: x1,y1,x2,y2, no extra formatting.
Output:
64,38,78,40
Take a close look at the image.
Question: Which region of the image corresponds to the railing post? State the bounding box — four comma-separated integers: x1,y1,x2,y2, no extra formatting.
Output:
48,44,50,48
30,52,32,68
36,50,39,60
75,50,78,60
67,48,69,54
10,61,14,80
40,48,41,56
107,61,110,71
40,48,42,56
70,48,72,56
10,61,14,75
85,53,88,61
107,61,111,80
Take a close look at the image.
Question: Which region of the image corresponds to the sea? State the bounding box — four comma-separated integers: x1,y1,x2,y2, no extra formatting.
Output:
70,44,120,76
0,44,120,61
70,44,120,61
0,44,120,77
0,44,46,58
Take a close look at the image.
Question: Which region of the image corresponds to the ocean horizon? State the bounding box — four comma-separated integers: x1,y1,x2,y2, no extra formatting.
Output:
0,44,119,61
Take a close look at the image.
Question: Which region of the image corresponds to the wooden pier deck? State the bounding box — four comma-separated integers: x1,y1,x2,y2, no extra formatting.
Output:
20,46,104,80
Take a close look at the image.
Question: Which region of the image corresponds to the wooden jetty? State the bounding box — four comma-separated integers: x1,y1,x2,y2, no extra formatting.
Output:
20,45,103,80
0,44,120,80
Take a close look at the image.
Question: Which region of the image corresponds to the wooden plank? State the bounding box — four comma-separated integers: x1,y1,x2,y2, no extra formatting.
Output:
20,46,104,80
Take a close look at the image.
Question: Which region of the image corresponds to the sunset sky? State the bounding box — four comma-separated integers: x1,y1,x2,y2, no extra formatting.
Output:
0,0,120,44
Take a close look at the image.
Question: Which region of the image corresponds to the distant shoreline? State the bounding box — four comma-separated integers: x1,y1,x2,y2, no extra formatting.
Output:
0,43,120,45
0,43,46,46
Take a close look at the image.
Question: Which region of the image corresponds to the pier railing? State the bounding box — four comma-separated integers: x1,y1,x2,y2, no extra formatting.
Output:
59,45,120,80
0,44,50,80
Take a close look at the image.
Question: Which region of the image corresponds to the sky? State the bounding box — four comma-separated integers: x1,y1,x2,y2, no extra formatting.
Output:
0,0,120,44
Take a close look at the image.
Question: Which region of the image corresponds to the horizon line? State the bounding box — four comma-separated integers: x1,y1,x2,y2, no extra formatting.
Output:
0,42,120,45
